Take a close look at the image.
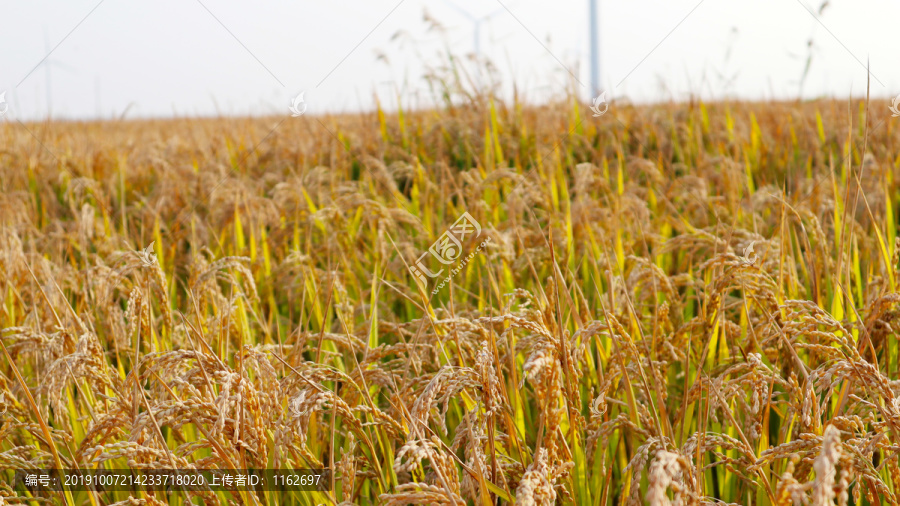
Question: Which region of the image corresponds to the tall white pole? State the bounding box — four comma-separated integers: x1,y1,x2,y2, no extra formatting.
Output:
474,20,481,56
589,0,600,96
45,30,52,115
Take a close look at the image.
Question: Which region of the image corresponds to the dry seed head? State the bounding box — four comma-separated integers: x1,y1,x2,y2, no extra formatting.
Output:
516,448,556,506
811,425,841,506
645,450,685,506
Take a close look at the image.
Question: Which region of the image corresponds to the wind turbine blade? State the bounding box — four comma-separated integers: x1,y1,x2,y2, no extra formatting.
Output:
441,0,477,21
483,6,505,20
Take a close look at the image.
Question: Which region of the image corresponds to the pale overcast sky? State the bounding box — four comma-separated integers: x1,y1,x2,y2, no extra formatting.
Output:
1,0,898,120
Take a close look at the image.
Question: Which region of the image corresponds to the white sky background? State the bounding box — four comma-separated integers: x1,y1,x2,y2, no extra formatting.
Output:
1,0,898,121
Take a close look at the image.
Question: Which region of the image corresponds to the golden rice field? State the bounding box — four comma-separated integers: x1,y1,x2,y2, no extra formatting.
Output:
2,93,900,505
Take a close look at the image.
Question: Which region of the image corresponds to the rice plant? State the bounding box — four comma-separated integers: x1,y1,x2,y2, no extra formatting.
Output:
1,84,900,505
